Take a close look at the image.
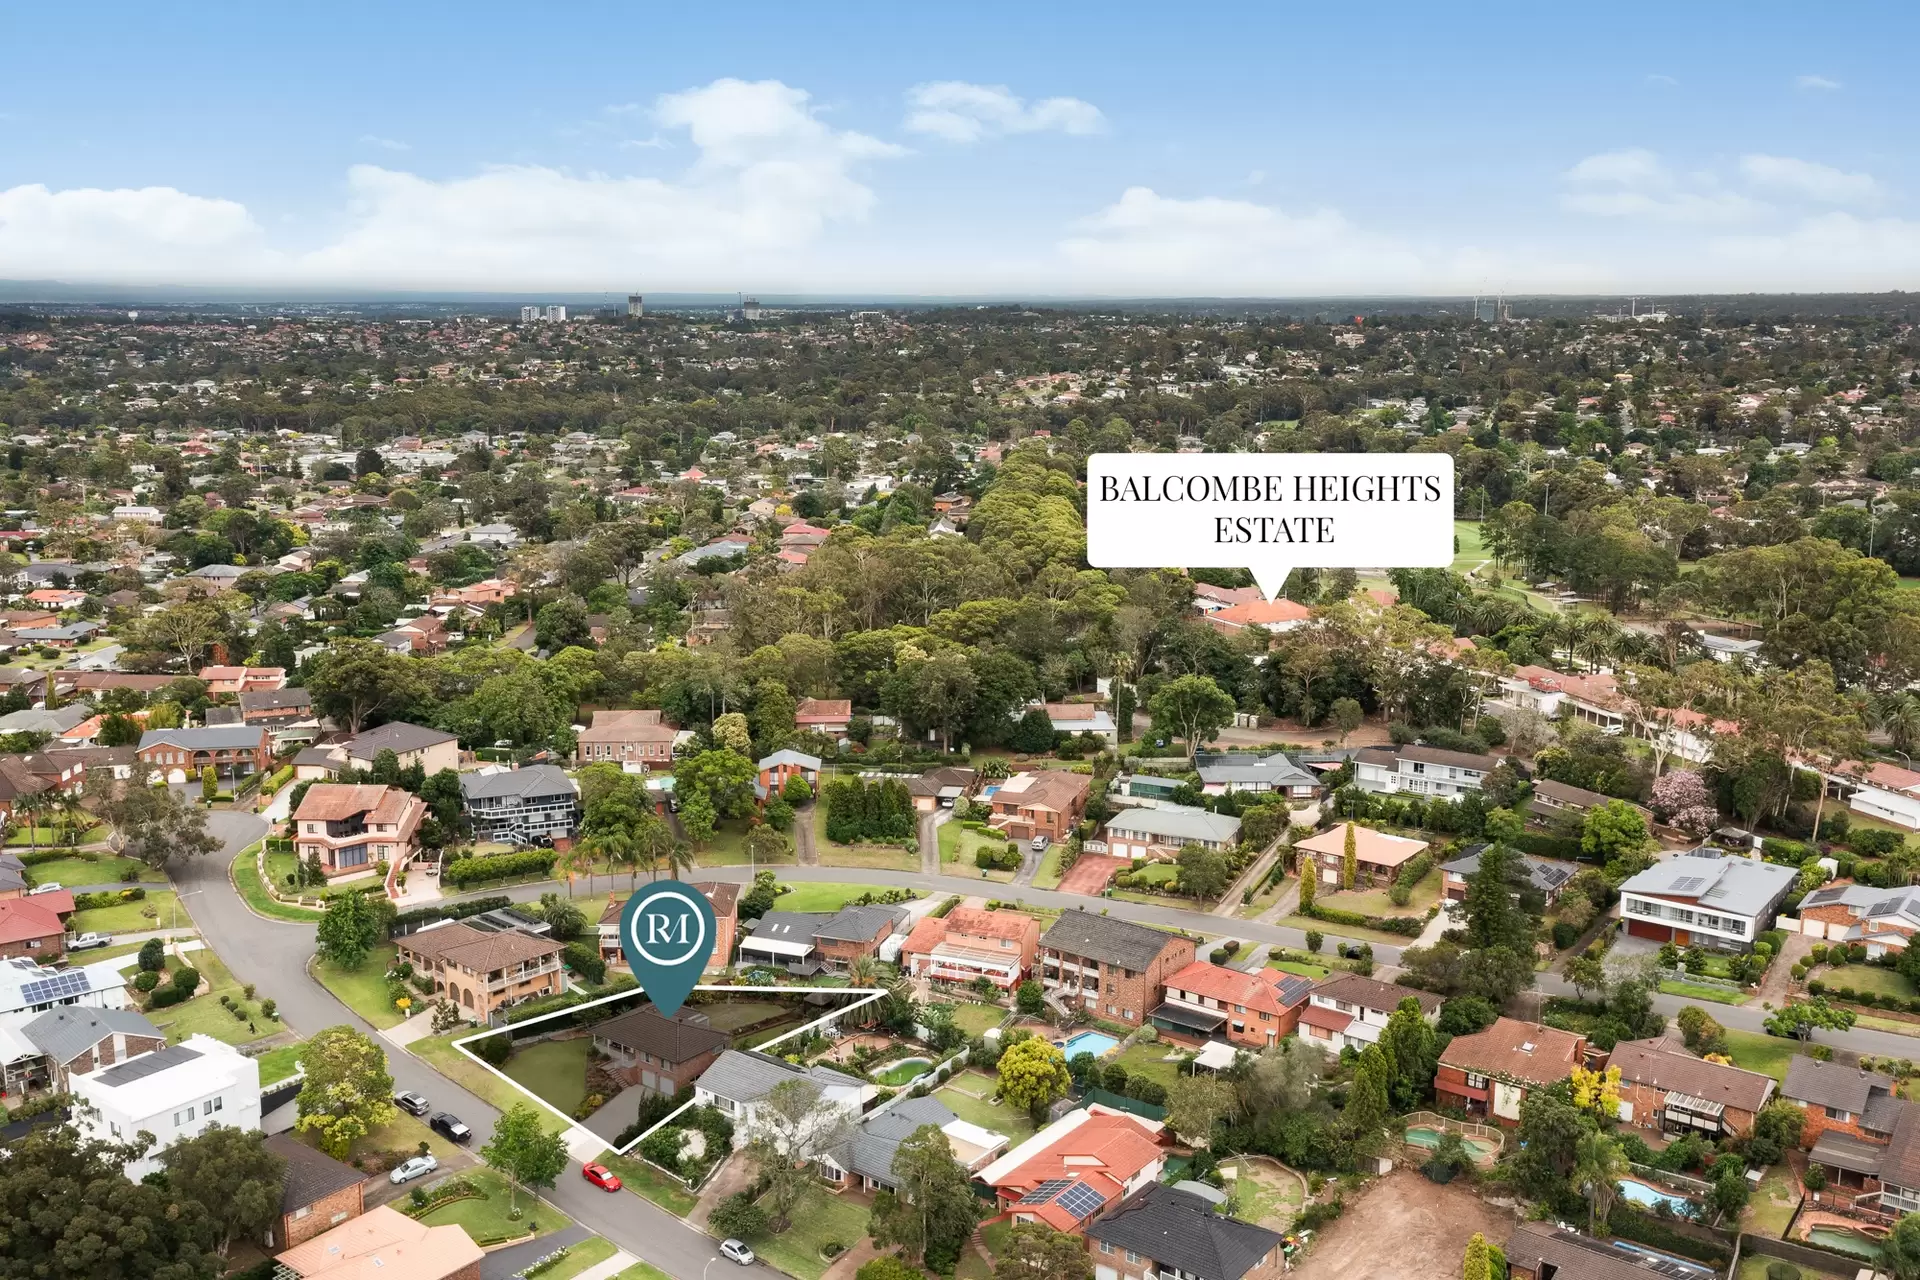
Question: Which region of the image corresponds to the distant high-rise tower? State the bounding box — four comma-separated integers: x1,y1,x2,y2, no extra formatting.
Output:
741,298,764,321
520,306,540,323
545,305,567,322
627,294,644,318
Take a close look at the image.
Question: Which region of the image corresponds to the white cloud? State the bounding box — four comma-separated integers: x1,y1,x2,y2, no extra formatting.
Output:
359,135,410,152
1646,74,1679,87
1796,74,1842,91
1738,153,1879,205
0,183,274,281
1561,149,1766,224
0,78,902,288
903,82,1103,143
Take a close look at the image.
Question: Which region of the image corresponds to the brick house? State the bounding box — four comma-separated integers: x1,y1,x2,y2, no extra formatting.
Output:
238,687,314,726
588,1006,728,1099
1796,883,1920,958
755,749,821,801
1086,1183,1285,1280
196,666,287,695
905,765,978,812
276,1205,481,1280
292,784,426,877
576,708,678,768
738,904,908,974
1784,1056,1898,1149
980,1106,1168,1229
1298,974,1441,1054
22,1005,165,1091
901,906,1040,990
989,770,1093,844
341,722,461,776
0,892,74,960
1608,1034,1776,1139
795,697,853,736
1435,1017,1588,1126
1440,843,1576,906
1039,912,1196,1026
1295,822,1429,890
394,922,564,1022
137,725,271,783
381,614,448,654
598,881,739,975
1150,961,1313,1049
263,1132,366,1249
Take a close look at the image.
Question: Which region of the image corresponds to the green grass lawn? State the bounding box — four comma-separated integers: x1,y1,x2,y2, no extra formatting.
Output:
24,855,158,887
1032,842,1070,890
1722,1028,1803,1081
934,1073,1034,1143
745,1184,872,1280
1223,1156,1304,1228
610,1264,672,1280
229,844,324,922
1745,1163,1801,1239
1822,964,1918,1000
410,1032,572,1135
1452,519,1487,572
256,1042,305,1085
312,942,408,1028
1113,1041,1186,1088
1269,959,1330,978
940,822,1018,882
597,1150,699,1216
771,882,914,913
693,999,792,1033
69,890,178,935
952,1002,1007,1037
691,816,785,867
1313,867,1440,919
502,1038,591,1116
418,1168,571,1244
1277,913,1420,947
1658,980,1748,1006
147,947,279,1046
538,1238,619,1280
818,844,919,871
5,822,106,848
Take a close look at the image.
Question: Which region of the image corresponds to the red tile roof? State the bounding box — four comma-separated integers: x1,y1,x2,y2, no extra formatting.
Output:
0,897,66,945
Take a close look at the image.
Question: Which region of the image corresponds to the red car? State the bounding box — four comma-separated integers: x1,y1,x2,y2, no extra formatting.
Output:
581,1162,623,1192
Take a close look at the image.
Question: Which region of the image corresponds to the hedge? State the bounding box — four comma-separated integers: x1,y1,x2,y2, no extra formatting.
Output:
1606,1207,1730,1267
440,850,556,889
1511,832,1584,861
390,895,513,936
20,848,98,867
1301,903,1425,936
562,941,606,984
503,974,639,1026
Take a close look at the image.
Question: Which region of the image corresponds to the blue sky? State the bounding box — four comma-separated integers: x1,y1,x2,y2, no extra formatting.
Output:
3,1,1917,293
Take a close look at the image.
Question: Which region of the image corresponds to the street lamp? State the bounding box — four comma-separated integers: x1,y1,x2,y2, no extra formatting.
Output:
170,889,202,933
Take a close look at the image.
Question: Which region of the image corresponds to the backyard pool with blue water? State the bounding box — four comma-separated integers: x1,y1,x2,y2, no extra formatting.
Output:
1059,1031,1119,1059
1617,1178,1698,1218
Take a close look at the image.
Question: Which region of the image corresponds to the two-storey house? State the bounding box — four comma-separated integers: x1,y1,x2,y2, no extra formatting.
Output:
459,765,580,847
1150,961,1313,1049
1297,974,1440,1054
978,1105,1167,1230
597,881,739,975
1087,1183,1286,1280
576,708,679,769
901,906,1040,990
70,1035,262,1181
1352,744,1499,798
1617,852,1798,951
1608,1034,1775,1139
1039,912,1196,1026
292,784,426,877
692,1049,871,1145
138,725,271,784
393,920,563,1022
1435,1017,1587,1126
1296,823,1428,890
989,770,1093,844
588,1006,728,1100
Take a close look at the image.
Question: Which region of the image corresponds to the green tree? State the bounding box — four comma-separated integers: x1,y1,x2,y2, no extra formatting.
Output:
156,1125,286,1255
1148,674,1237,762
746,1079,854,1230
1885,1213,1920,1280
481,1102,569,1211
1176,841,1231,901
1462,1232,1491,1280
992,1222,1094,1280
1298,855,1316,910
868,1125,983,1269
305,638,423,734
1343,1042,1391,1138
1341,821,1358,889
679,791,718,846
1461,842,1536,952
294,1025,398,1159
1376,996,1440,1109
1580,800,1649,861
1329,697,1363,745
1565,953,1607,1002
1164,1075,1235,1149
1765,996,1856,1042
534,595,592,651
1017,979,1045,1016
996,1037,1072,1119
677,748,757,817
711,712,753,755
743,822,792,867
316,891,383,970
1572,1130,1629,1232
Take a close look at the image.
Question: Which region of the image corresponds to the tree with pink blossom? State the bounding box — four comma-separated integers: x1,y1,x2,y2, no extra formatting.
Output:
1650,769,1718,836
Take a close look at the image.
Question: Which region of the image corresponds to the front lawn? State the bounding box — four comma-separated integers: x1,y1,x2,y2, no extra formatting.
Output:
147,947,278,1046
818,844,918,871
69,890,178,935
1276,913,1422,947
772,882,913,914
744,1184,872,1280
597,1150,699,1216
1821,964,1918,1001
610,1265,672,1280
410,1031,571,1135
1722,1028,1803,1081
257,1042,306,1085
312,943,409,1028
690,816,783,867
1269,959,1330,978
1031,842,1070,890
417,1168,571,1244
1657,981,1748,1006
1312,867,1440,919
940,822,1018,883
502,1038,591,1117
538,1238,619,1280
230,845,324,922
24,855,157,887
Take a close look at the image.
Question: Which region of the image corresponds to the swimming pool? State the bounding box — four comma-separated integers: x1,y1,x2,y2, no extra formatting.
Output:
1617,1179,1697,1217
1806,1226,1883,1260
1059,1031,1119,1059
872,1057,933,1086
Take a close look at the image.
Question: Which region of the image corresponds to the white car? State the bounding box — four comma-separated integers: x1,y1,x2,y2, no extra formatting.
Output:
68,932,111,951
1030,836,1048,853
27,883,62,895
719,1240,756,1266
389,1155,438,1185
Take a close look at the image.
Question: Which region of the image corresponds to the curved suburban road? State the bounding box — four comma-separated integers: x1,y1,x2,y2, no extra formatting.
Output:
170,813,776,1280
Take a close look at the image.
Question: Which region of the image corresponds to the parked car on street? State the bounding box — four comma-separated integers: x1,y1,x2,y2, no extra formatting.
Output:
389,1155,438,1185
581,1162,623,1191
67,933,111,951
431,1112,472,1143
719,1241,755,1266
393,1090,430,1116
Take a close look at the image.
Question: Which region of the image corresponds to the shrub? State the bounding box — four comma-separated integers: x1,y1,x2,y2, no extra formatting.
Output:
262,998,278,1019
472,1033,511,1066
170,966,200,994
132,970,160,993
147,985,188,1009
1551,921,1579,950
1803,1164,1827,1191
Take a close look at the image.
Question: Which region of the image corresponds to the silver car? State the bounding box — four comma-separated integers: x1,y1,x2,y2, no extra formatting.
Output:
719,1240,755,1266
389,1154,438,1185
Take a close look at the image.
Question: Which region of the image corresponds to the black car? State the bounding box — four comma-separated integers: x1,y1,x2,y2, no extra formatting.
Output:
393,1090,430,1117
431,1112,472,1143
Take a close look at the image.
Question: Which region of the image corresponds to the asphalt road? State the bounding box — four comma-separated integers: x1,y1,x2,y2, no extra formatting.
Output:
171,813,776,1280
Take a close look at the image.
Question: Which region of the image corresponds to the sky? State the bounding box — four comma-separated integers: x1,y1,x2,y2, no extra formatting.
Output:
4,1,1919,296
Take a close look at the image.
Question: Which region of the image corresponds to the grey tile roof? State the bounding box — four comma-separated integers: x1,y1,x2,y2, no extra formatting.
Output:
21,1005,161,1064
139,725,269,751
746,912,831,944
1194,752,1319,789
1104,804,1241,845
459,764,579,801
1311,973,1442,1016
1618,852,1798,918
1040,912,1185,971
813,904,907,943
1441,845,1575,894
1085,1184,1282,1280
833,1096,957,1185
344,721,457,758
695,1049,863,1104
1783,1055,1894,1115
264,1131,365,1214
238,687,313,713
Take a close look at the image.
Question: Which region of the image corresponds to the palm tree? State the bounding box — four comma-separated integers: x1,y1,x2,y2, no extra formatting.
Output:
1872,690,1920,756
632,814,674,883
664,839,695,882
14,789,51,852
847,953,881,989
1572,1131,1629,1235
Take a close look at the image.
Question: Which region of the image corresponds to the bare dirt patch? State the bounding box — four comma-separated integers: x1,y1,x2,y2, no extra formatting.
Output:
1058,854,1130,896
1293,1170,1518,1280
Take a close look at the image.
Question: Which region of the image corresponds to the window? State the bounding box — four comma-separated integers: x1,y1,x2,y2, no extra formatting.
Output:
293,1207,311,1221
1126,1252,1141,1265
1466,1072,1489,1090
1100,1243,1114,1255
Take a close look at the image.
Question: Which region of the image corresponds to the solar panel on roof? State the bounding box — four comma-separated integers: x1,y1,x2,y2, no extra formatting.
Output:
1669,876,1704,892
1020,1178,1072,1204
1056,1182,1107,1220
1869,899,1901,917
19,969,92,1005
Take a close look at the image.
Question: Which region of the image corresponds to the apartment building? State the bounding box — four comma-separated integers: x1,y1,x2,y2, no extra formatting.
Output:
292,784,426,877
1039,912,1196,1026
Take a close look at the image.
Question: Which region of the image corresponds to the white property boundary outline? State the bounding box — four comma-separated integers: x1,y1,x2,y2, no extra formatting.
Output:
451,984,889,1156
